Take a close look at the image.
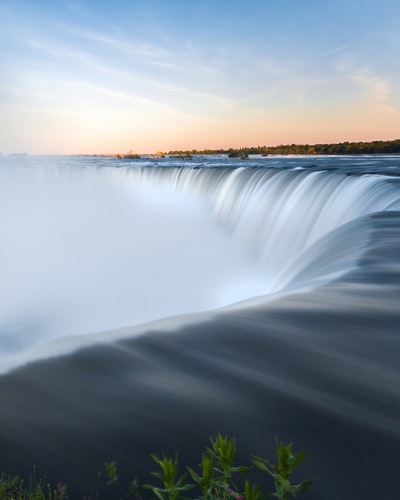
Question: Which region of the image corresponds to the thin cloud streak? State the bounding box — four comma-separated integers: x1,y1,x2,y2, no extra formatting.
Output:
25,35,226,107
324,44,353,57
67,24,220,77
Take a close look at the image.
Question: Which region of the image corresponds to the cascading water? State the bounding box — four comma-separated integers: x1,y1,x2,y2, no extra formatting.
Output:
1,155,400,500
0,163,265,370
1,158,400,374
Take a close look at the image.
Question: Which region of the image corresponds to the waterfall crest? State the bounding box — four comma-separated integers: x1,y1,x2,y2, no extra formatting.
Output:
1,159,400,372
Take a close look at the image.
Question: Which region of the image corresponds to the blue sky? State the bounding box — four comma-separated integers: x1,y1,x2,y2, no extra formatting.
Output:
1,0,399,154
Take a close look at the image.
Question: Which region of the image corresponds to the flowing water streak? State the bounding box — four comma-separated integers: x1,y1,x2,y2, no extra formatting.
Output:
120,165,400,290
1,159,400,374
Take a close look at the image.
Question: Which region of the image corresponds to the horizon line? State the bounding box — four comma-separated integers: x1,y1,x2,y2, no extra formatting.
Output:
2,138,400,157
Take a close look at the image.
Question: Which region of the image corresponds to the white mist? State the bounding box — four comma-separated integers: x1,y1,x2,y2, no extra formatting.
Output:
0,162,265,363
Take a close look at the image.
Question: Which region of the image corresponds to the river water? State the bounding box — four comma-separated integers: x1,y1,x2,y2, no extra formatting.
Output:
0,154,399,499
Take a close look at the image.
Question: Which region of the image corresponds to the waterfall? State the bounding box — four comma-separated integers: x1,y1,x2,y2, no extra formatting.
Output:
1,158,400,372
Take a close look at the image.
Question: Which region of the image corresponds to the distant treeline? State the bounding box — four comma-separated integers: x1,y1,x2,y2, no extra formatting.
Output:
168,139,400,157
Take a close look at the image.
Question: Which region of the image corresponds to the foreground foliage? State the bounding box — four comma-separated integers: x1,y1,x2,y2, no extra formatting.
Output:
0,436,311,499
0,468,67,500
143,435,311,500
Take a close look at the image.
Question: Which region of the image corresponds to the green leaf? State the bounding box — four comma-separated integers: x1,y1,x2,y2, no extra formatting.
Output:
152,488,167,500
289,451,305,471
233,465,251,473
244,479,265,500
252,457,274,475
292,479,313,494
186,467,200,483
176,472,190,488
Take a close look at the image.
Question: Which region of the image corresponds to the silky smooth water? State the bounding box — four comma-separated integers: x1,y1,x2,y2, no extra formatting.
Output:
0,164,265,362
0,155,400,499
1,156,399,374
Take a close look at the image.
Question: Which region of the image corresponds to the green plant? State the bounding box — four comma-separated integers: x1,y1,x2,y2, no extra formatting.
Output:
146,434,311,500
104,461,118,486
146,436,311,500
252,441,312,500
0,435,311,499
144,454,194,500
0,468,67,500
242,479,266,500
187,434,249,499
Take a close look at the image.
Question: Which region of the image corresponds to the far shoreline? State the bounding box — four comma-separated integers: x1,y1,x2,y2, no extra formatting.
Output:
2,138,399,158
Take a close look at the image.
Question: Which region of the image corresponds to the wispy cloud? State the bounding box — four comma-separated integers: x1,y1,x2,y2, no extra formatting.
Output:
333,50,397,114
25,36,229,111
66,24,219,78
65,80,176,113
72,28,171,60
350,67,395,112
324,44,353,57
27,38,97,66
